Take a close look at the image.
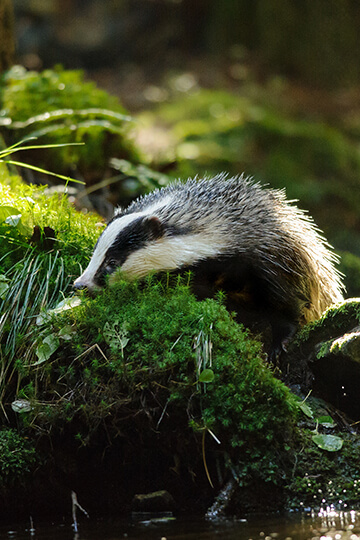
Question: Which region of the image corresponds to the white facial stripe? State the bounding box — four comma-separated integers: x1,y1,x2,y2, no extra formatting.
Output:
120,233,225,279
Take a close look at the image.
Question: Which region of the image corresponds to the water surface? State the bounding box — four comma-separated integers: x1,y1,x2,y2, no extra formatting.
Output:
2,507,359,540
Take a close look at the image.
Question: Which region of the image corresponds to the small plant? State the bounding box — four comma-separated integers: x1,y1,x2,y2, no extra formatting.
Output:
0,429,36,487
103,319,129,358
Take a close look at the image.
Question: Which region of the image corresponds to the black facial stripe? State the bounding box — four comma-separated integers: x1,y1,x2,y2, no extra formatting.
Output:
107,217,150,260
93,217,151,286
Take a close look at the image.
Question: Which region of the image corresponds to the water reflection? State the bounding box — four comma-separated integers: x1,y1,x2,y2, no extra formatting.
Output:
1,507,360,540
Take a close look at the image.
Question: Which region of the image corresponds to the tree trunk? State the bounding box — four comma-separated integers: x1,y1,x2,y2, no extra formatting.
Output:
0,0,15,73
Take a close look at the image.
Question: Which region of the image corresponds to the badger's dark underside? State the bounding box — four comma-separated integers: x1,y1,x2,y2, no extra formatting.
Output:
179,255,304,358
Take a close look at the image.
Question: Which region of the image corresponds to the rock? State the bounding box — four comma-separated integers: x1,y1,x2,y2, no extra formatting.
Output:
283,298,360,420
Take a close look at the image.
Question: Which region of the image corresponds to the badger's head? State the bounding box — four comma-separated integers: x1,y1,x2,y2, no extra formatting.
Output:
73,210,167,291
73,203,224,292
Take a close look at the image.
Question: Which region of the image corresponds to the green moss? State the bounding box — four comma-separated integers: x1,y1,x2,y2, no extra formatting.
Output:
290,298,360,349
0,175,101,275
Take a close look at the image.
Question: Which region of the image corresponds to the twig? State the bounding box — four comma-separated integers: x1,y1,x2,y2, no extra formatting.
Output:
202,429,214,488
71,491,89,533
29,516,35,536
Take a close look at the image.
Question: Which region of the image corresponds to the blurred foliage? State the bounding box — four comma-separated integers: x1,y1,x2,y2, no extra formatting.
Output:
338,252,360,299
0,66,138,183
13,1,360,89
137,87,360,256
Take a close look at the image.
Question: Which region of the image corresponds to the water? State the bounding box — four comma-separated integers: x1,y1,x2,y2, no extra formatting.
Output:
1,508,360,540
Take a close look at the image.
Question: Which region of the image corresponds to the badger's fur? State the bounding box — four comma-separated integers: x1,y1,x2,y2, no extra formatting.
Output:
73,174,345,355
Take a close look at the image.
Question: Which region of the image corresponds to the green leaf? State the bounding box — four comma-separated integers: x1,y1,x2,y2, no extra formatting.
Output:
11,399,32,413
34,334,60,364
312,433,343,452
0,206,32,235
0,206,22,222
317,415,335,428
36,296,82,325
58,325,76,341
199,368,215,383
5,214,21,227
4,159,85,185
295,398,314,419
103,320,129,353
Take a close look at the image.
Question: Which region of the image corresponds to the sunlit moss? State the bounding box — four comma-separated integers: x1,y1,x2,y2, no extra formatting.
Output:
0,175,101,276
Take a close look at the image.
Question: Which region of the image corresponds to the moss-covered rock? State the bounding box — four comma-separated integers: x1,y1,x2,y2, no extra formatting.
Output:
11,276,297,510
284,299,360,420
286,426,360,511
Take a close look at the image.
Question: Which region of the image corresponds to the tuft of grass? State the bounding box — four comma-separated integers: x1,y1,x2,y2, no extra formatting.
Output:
0,137,86,185
0,172,102,418
0,251,70,416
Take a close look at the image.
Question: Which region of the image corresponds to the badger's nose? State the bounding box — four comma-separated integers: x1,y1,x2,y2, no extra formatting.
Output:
73,281,87,291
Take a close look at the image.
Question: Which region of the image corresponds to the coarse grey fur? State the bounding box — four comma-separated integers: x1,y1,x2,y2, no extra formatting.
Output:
74,174,345,355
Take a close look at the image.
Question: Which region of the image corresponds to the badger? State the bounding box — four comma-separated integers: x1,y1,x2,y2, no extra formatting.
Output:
73,174,345,356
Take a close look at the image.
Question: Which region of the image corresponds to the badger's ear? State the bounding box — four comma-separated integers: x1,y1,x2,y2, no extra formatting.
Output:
143,216,164,239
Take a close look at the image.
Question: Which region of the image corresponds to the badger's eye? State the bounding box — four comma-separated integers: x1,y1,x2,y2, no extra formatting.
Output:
104,259,117,274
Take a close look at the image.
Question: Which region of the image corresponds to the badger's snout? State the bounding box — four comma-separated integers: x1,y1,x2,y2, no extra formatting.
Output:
73,271,98,292
72,280,87,291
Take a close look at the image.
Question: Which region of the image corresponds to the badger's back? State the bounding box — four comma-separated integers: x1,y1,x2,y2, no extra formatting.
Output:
119,174,344,321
